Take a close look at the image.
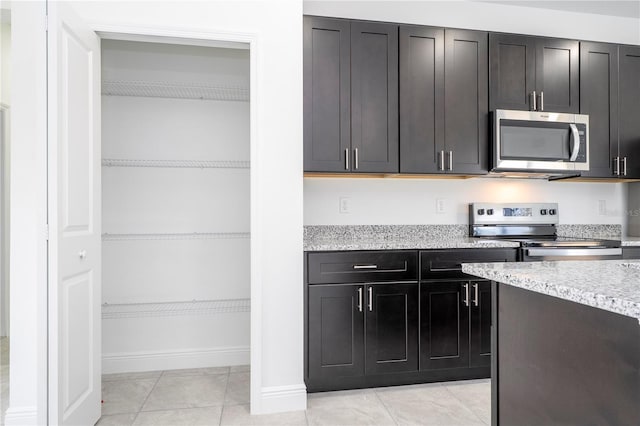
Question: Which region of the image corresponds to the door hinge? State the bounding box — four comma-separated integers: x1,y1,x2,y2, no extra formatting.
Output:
45,15,48,32
44,224,49,241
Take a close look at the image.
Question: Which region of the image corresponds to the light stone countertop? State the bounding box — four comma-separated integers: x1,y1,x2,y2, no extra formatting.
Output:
622,237,640,247
304,237,520,252
462,260,640,321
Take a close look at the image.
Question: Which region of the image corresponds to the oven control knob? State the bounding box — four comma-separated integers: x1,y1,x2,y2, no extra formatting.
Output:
477,209,485,215
487,209,494,215
549,209,557,215
540,209,548,215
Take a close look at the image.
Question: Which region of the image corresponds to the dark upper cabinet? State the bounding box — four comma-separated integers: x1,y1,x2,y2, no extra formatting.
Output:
351,22,399,173
420,281,470,370
580,42,619,178
303,17,399,173
444,29,489,174
399,25,444,174
365,283,419,374
303,17,351,172
470,280,491,368
400,27,487,175
489,34,535,111
307,284,365,380
536,38,579,113
489,34,579,113
619,45,640,179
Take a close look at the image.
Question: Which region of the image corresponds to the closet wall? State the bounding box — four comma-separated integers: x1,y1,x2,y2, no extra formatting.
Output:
101,40,250,373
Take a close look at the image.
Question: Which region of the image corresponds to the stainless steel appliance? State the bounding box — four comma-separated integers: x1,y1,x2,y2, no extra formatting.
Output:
492,109,589,176
469,202,621,260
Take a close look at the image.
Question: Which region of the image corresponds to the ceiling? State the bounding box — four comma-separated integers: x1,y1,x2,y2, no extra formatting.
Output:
476,1,640,19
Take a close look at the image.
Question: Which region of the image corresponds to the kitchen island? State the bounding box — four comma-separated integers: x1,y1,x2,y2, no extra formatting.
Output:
462,260,640,426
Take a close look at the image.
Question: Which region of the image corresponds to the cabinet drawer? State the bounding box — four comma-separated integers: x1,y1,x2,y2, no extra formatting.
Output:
421,249,517,279
307,251,418,284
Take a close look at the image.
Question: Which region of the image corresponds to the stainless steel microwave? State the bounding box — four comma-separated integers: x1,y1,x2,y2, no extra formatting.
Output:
492,109,589,174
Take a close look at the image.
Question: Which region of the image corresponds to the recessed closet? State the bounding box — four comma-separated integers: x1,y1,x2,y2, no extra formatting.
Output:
100,39,250,373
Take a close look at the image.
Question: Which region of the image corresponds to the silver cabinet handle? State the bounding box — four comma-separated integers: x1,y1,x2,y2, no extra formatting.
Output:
614,157,621,176
345,148,350,170
569,123,580,162
539,91,544,112
531,90,537,111
439,150,445,171
623,157,627,176
357,287,363,312
368,286,373,312
353,264,377,270
463,283,469,307
448,151,453,171
354,148,359,170
473,283,479,307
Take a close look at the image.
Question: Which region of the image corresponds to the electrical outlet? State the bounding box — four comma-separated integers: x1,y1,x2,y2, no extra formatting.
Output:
598,200,607,216
339,197,351,214
436,198,447,214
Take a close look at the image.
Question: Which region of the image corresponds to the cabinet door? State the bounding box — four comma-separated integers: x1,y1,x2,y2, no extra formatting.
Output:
365,283,419,374
536,38,579,113
308,284,365,379
580,42,618,178
351,22,399,173
399,25,445,174
303,17,351,172
619,46,640,179
420,281,470,370
444,29,489,174
470,281,492,367
489,34,536,111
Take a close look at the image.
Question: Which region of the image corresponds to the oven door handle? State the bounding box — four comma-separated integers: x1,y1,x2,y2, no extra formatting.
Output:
569,123,580,162
524,247,622,257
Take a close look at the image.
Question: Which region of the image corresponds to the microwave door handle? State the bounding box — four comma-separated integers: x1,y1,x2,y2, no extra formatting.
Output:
569,123,580,162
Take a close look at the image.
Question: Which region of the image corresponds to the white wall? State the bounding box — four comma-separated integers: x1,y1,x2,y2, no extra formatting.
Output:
304,178,627,225
71,0,304,415
303,0,638,229
6,1,48,425
0,15,11,338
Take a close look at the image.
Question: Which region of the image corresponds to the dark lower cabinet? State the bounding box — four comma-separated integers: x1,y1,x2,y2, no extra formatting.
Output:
421,280,491,371
420,281,470,370
305,250,502,392
307,282,418,383
622,247,640,259
307,284,364,380
365,283,419,374
470,280,492,367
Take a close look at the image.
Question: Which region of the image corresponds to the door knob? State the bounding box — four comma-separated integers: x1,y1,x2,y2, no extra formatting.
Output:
78,250,87,260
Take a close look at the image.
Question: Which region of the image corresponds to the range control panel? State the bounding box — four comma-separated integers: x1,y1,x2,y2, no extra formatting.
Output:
469,203,559,226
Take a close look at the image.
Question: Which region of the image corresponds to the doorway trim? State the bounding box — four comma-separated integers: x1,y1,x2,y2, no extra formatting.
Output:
77,23,262,413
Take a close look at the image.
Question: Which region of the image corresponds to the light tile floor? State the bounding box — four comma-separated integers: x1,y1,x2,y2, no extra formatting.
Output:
0,337,8,426
99,366,490,426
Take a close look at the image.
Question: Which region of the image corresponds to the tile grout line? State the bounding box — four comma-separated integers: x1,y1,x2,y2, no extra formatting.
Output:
129,372,163,425
218,370,231,425
441,383,488,425
372,387,400,426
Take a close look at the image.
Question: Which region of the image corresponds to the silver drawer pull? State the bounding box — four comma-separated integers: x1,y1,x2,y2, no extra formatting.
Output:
353,264,378,270
368,286,373,311
473,283,479,307
357,287,363,312
463,283,470,307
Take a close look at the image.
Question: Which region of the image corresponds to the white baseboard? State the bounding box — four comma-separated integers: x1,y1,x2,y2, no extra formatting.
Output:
102,346,250,374
3,406,39,426
258,384,307,415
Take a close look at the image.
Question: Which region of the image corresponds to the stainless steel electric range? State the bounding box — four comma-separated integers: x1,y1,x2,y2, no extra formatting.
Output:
469,202,622,261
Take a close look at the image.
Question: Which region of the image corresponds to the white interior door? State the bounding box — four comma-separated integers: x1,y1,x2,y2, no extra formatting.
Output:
47,2,101,425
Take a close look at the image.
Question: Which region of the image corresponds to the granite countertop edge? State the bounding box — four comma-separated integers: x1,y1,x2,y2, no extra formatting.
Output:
304,238,520,252
462,261,640,321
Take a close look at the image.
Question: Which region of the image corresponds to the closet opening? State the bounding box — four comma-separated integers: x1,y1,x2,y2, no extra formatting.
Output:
99,35,251,409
